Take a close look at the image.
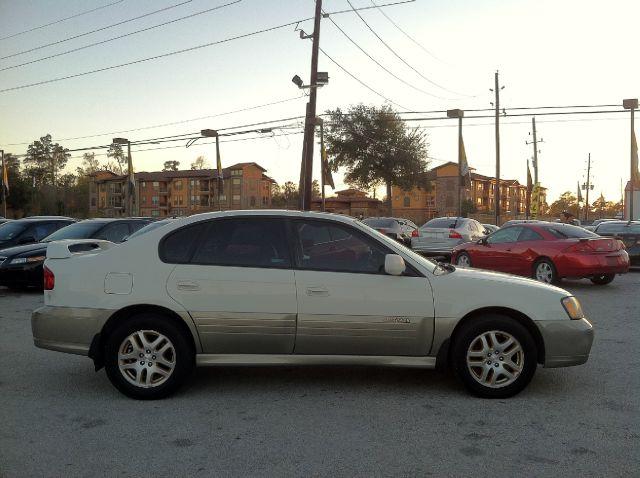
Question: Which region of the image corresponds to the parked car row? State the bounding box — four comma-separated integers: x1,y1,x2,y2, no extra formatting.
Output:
31,210,594,400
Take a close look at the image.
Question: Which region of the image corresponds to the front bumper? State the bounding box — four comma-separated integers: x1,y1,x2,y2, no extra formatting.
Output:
32,306,110,356
536,318,594,368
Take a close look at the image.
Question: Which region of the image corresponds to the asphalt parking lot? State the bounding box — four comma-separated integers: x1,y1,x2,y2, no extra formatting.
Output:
1,274,638,478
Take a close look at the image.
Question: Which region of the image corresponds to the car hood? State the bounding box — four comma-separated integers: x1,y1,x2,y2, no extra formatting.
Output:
451,266,567,293
0,242,46,258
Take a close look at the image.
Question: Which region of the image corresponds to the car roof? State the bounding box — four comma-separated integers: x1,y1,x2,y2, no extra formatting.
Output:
12,216,75,222
164,210,360,227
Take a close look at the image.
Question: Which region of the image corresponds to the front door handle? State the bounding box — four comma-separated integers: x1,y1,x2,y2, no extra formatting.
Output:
177,280,200,291
306,287,329,297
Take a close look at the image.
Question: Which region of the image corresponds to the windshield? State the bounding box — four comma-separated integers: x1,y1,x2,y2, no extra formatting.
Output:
544,224,597,239
0,222,27,240
362,218,396,228
42,222,106,242
126,220,172,240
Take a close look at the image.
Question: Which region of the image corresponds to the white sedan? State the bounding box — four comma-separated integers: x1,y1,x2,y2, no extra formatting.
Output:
32,211,593,400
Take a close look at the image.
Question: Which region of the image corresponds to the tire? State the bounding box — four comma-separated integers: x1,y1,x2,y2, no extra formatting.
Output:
456,252,472,268
590,273,615,285
532,258,558,284
104,313,195,400
452,314,538,399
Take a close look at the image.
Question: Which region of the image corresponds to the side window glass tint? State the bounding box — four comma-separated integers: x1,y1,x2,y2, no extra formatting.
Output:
518,228,543,242
487,227,522,244
295,221,387,274
191,218,290,268
160,222,208,263
29,223,57,241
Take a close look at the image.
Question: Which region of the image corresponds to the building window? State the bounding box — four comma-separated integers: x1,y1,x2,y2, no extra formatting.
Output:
403,196,410,207
152,196,159,205
232,194,241,203
250,196,256,206
230,169,242,176
141,196,146,204
91,197,97,207
174,180,183,190
153,181,159,189
141,181,146,188
232,178,241,185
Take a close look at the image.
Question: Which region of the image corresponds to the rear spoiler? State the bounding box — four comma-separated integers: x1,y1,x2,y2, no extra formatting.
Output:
46,239,115,259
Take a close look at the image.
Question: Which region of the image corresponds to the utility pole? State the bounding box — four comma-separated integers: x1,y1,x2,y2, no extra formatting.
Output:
526,117,544,185
623,98,638,221
299,0,323,211
584,153,592,222
319,121,326,212
447,109,465,217
493,71,501,225
1,150,6,218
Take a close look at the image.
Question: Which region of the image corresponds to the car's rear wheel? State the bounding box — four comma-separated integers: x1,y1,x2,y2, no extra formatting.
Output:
104,313,194,400
590,273,615,285
533,258,558,284
452,315,537,398
456,252,472,268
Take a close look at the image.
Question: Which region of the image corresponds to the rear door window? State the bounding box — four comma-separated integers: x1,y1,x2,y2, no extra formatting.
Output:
159,222,208,263
487,227,522,244
518,228,544,242
545,224,597,239
190,218,291,268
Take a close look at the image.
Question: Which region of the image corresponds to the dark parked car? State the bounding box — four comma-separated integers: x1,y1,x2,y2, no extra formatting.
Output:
0,218,11,226
0,217,75,251
362,217,417,246
482,224,499,234
593,220,640,266
0,218,151,289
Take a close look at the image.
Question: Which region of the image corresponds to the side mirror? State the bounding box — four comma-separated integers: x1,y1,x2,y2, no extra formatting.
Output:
18,235,36,244
384,254,406,276
478,237,488,245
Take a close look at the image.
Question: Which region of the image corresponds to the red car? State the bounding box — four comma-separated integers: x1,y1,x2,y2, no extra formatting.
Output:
451,222,629,285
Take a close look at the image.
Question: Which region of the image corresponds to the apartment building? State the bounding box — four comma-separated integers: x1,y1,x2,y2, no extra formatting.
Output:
310,188,382,217
392,162,546,224
90,162,275,217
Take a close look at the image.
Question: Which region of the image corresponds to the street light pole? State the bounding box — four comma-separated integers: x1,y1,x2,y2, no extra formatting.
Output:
623,98,638,221
1,149,6,218
447,109,464,217
494,71,501,226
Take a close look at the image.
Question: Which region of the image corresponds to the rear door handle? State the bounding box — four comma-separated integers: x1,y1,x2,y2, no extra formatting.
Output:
177,280,200,291
306,287,329,297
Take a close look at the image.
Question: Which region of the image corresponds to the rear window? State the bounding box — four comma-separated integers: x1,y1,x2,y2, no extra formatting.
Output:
42,222,105,242
423,218,458,229
544,224,597,239
597,222,640,234
363,218,396,228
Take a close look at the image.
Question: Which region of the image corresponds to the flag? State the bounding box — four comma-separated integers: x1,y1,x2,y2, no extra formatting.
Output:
459,135,471,187
321,144,335,189
127,149,135,205
633,130,640,184
1,154,8,195
577,181,583,203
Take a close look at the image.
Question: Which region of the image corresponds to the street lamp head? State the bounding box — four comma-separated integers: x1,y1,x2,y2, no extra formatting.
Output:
112,137,129,145
200,129,218,138
446,109,464,118
623,98,638,109
291,74,304,88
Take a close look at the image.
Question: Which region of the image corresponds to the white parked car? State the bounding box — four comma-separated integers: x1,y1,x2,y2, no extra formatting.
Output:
32,211,594,400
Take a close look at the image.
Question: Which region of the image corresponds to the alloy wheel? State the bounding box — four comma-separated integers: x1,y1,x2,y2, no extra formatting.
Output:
118,330,176,388
457,254,471,267
466,330,524,388
535,262,554,283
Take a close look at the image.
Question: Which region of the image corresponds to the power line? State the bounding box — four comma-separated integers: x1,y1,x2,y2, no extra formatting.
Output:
325,10,447,100
345,0,471,98
0,1,412,94
318,47,408,110
369,0,445,65
0,0,243,72
0,0,125,42
0,0,194,60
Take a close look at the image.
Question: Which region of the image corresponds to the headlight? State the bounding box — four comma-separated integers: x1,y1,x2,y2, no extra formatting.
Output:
561,296,584,320
10,256,45,265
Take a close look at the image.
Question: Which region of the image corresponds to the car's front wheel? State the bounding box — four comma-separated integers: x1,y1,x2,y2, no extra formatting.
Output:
452,315,538,398
104,313,194,400
533,258,558,284
590,273,615,285
455,252,472,268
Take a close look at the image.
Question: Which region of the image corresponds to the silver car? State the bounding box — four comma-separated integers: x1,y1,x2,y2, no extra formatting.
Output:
412,217,486,256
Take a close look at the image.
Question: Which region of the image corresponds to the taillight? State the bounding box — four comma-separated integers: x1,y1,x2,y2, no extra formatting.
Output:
43,265,55,290
564,242,594,253
449,230,462,239
411,229,419,237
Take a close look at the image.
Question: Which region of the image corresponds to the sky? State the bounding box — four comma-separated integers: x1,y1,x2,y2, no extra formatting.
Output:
0,0,639,203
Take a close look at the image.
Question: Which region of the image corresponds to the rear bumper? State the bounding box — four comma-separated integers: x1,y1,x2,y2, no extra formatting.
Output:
558,251,629,277
31,306,110,356
0,263,43,287
536,318,594,368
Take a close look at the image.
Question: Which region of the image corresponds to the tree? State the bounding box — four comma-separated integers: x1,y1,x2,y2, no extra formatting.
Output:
461,198,477,217
23,134,70,187
191,155,209,170
163,160,180,172
312,179,321,198
282,181,299,209
76,152,100,177
106,143,126,174
548,191,578,218
325,104,429,215
2,153,31,215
